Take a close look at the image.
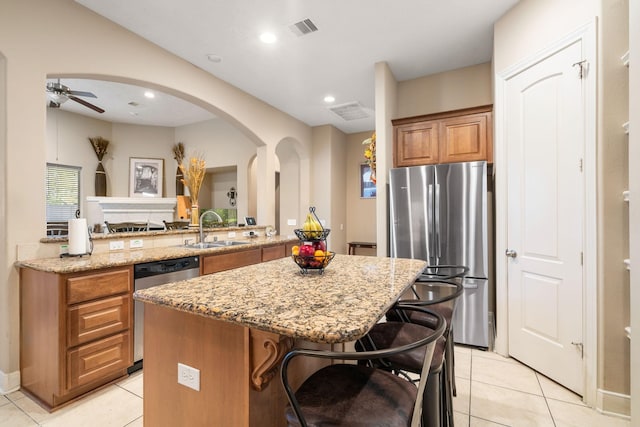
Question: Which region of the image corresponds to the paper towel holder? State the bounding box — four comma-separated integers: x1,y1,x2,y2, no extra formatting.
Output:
60,218,94,258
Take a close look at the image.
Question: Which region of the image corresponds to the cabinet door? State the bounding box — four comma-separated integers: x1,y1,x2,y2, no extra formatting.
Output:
439,112,491,163
262,245,286,262
66,331,131,391
67,295,130,347
202,248,262,275
394,120,439,167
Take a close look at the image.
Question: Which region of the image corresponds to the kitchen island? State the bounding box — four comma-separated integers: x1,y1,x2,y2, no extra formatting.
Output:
134,254,427,427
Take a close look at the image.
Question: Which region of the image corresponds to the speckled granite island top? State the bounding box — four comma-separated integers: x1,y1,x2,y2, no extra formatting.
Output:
134,254,428,344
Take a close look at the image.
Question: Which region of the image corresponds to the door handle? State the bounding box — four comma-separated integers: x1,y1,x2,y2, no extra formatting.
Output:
505,249,517,258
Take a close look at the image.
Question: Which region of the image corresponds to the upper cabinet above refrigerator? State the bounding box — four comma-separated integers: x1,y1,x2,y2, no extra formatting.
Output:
392,105,493,168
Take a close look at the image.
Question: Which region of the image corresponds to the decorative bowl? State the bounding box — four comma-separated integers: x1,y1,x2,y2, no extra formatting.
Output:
292,252,335,274
294,228,331,241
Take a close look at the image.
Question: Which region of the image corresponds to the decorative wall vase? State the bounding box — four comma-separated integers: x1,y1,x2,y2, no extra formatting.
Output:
95,161,107,196
176,165,184,196
89,136,109,197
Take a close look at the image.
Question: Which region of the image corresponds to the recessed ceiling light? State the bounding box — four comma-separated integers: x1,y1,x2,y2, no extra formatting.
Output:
207,54,223,63
324,95,335,103
144,91,155,99
259,32,277,44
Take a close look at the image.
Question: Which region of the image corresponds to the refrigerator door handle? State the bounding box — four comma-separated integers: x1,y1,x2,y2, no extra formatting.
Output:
428,184,435,258
434,183,441,258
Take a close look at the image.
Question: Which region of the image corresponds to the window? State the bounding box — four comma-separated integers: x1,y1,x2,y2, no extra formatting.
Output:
46,163,80,236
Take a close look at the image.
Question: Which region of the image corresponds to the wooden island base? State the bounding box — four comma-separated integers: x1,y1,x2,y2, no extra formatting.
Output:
143,304,330,427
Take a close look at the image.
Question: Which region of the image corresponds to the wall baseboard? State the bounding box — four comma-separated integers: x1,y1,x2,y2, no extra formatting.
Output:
0,369,20,394
597,388,631,419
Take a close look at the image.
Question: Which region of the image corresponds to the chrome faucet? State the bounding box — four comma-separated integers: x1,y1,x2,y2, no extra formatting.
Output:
199,210,223,243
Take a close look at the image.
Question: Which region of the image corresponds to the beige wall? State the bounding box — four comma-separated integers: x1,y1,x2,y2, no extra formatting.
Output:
494,0,630,411
396,62,493,119
0,0,313,390
346,131,377,250
311,125,347,254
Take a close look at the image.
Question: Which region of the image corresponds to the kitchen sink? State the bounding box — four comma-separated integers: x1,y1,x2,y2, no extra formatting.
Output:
182,241,249,249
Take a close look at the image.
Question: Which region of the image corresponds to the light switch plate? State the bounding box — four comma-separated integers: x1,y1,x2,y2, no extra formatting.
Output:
287,219,297,226
109,240,125,251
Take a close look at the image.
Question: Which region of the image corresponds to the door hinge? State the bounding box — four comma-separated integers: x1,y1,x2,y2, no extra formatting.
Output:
580,251,584,266
571,341,584,358
579,158,583,172
573,60,588,79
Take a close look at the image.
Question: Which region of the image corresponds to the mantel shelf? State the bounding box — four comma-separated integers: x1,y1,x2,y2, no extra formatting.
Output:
86,197,177,229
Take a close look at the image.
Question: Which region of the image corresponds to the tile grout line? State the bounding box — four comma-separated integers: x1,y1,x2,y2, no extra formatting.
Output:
536,372,557,427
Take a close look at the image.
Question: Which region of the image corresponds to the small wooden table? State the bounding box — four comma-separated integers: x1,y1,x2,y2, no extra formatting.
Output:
348,241,377,255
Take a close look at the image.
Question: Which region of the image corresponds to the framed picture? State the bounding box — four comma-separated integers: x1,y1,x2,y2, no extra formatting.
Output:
129,157,164,197
360,164,376,198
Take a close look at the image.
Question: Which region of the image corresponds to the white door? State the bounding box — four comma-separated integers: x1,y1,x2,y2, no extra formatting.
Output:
505,40,584,395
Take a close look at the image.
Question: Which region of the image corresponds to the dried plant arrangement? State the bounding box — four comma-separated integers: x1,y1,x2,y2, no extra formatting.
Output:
89,136,109,161
172,142,185,164
179,153,206,206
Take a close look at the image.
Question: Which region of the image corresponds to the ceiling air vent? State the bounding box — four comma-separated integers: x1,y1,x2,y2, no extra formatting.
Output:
328,102,370,121
289,18,318,37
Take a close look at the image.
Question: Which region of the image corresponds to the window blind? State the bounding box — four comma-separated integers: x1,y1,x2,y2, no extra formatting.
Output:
46,163,81,223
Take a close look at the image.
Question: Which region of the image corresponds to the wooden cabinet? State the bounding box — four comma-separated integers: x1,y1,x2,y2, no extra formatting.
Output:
261,244,286,262
201,248,262,275
20,266,133,410
201,242,296,274
393,105,493,167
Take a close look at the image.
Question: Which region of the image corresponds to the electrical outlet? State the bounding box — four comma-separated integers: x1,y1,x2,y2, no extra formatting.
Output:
59,244,69,255
242,231,250,237
228,231,236,238
287,219,297,226
130,239,143,249
178,363,200,391
109,240,125,251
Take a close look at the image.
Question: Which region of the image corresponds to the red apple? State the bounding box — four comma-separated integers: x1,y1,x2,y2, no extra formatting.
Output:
299,244,315,258
312,241,327,252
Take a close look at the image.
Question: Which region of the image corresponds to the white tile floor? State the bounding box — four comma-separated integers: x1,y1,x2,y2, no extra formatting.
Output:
0,347,631,426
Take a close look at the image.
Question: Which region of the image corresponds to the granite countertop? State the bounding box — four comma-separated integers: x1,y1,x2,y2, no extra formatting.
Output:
17,236,297,273
133,255,428,344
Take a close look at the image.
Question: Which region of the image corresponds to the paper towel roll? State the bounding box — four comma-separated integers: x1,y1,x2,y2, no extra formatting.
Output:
68,218,88,255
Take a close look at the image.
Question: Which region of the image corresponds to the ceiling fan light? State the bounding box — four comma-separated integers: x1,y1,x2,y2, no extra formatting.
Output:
48,93,68,104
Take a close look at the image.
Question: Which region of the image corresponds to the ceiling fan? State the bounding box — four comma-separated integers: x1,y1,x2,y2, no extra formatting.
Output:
46,80,105,113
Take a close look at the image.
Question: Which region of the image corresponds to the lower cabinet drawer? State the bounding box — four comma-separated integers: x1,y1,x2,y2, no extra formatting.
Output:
66,331,131,391
67,295,130,347
67,268,131,305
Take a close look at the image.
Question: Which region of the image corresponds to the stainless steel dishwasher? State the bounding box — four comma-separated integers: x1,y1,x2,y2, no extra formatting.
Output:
130,256,200,373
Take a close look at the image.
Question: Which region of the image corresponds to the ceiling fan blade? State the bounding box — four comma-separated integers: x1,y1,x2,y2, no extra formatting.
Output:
68,90,97,98
69,95,105,113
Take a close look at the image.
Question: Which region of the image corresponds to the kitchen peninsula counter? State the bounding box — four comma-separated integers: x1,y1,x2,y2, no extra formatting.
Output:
134,255,427,426
17,235,297,274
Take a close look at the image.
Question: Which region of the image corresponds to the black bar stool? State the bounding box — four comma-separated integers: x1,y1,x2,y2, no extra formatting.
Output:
281,306,446,427
364,276,465,427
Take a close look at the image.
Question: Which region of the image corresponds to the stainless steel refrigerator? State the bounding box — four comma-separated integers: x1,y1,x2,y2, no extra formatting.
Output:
389,161,489,348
